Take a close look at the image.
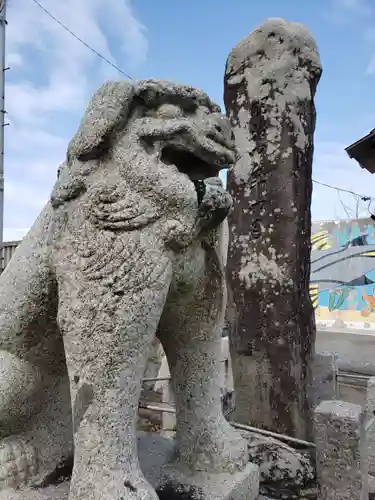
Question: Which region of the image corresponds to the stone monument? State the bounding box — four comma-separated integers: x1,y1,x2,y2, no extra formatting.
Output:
0,80,259,499
224,19,322,440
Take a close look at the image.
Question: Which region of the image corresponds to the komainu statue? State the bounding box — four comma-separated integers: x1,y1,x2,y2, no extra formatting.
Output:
0,80,257,500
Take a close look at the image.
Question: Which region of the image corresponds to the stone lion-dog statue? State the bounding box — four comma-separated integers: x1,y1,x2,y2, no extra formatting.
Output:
0,80,250,500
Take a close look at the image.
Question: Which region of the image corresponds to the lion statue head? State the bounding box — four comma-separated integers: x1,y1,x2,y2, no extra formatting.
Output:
51,79,235,248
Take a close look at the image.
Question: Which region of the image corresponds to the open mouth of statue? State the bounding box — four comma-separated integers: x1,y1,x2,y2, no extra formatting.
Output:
160,138,235,182
160,146,219,181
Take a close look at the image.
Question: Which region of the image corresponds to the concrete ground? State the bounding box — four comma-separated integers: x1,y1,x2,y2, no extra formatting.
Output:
316,328,375,375
316,328,375,406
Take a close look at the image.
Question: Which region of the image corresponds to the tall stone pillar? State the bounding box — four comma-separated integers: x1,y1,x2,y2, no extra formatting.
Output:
224,18,322,440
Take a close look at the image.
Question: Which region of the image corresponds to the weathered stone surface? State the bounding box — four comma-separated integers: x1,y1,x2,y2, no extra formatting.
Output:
314,400,368,500
365,377,375,476
311,352,338,407
0,80,251,499
157,462,259,500
224,18,322,440
143,339,164,390
141,433,259,500
238,430,314,499
369,473,375,500
0,483,70,500
0,433,259,500
155,336,235,437
258,489,317,500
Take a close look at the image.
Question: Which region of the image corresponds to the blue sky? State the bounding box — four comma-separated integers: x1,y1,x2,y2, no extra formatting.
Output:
4,0,375,240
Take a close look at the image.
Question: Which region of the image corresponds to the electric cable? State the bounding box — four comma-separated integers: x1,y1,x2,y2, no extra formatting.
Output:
30,0,133,80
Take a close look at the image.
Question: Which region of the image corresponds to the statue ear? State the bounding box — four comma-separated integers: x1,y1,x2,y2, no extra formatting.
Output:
67,81,135,164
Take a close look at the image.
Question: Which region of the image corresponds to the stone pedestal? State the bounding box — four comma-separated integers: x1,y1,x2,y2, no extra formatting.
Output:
0,432,259,500
0,483,70,500
156,462,259,500
314,400,368,500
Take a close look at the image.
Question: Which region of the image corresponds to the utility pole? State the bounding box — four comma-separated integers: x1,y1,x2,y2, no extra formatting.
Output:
0,0,7,245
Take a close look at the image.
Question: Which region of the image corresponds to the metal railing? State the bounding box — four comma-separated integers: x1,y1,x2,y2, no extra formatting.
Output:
139,368,374,449
0,240,20,273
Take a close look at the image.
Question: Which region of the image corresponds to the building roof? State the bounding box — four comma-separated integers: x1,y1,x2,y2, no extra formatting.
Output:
345,128,375,174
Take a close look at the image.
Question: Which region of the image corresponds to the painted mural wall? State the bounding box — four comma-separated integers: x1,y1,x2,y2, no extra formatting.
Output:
311,218,375,330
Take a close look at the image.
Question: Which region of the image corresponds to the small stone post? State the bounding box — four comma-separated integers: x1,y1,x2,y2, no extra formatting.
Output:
365,377,375,476
314,400,368,500
224,18,322,440
312,352,338,407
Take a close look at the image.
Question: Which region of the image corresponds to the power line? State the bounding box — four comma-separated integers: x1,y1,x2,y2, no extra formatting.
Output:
30,0,133,80
312,178,374,201
22,2,375,205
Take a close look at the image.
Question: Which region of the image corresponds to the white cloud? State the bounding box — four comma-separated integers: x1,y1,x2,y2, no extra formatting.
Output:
327,0,373,22
333,0,372,15
365,28,375,74
7,52,22,67
3,0,148,241
366,57,375,74
325,0,373,27
326,0,375,74
221,141,375,223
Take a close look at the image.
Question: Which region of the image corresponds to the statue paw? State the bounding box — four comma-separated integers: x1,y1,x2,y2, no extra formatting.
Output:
70,470,159,500
191,421,248,474
196,180,233,233
0,437,38,491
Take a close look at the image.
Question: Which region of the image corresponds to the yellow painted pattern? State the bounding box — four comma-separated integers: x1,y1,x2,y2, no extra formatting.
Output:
309,283,319,309
361,251,375,257
311,230,332,250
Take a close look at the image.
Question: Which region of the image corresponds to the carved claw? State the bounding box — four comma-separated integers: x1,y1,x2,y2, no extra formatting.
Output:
194,178,233,235
0,438,38,491
183,420,248,475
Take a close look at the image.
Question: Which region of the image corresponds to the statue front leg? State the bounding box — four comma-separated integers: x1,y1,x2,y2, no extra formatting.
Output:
158,243,248,475
56,246,173,500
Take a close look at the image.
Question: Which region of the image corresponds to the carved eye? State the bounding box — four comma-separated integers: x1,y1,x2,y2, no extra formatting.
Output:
198,106,211,115
155,104,183,119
